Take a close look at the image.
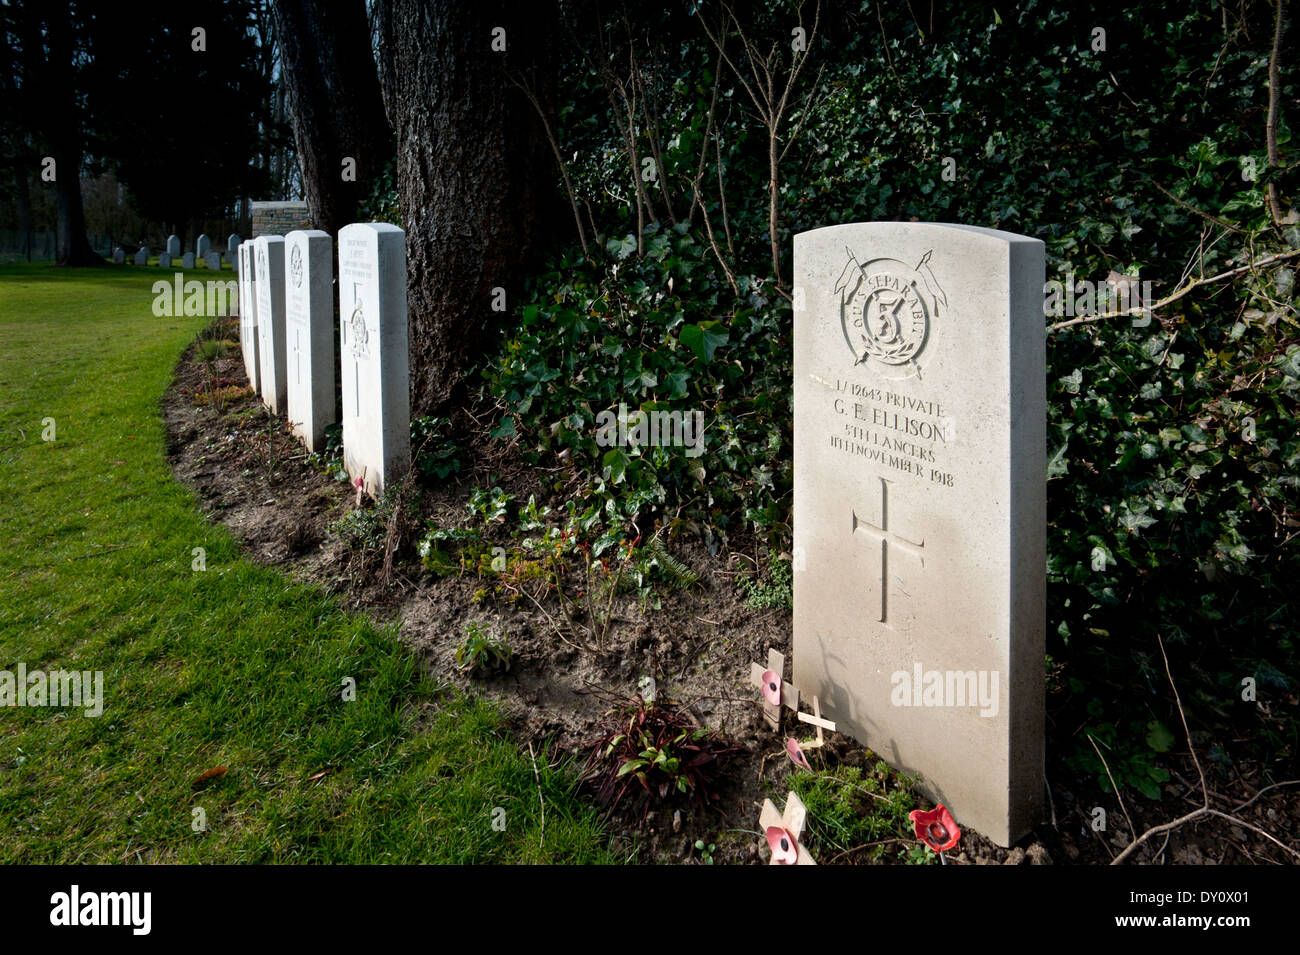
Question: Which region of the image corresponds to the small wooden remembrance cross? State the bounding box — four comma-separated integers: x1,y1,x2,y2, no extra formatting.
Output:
796,695,836,749
759,791,816,865
749,648,799,729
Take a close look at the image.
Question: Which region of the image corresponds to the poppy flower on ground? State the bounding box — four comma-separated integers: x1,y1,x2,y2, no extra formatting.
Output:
786,738,811,770
765,825,798,864
909,804,961,852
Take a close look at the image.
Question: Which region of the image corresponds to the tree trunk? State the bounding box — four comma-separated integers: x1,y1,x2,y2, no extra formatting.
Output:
53,138,100,266
375,0,555,416
14,168,33,236
26,5,100,266
269,0,392,236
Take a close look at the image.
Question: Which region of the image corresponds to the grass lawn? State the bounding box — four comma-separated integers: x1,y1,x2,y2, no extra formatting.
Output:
0,262,615,863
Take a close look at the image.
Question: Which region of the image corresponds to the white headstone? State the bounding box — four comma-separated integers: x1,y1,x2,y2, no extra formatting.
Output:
338,222,410,497
196,234,211,258
206,251,222,271
238,242,260,394
253,235,288,414
792,222,1046,847
158,252,172,268
182,252,195,269
134,247,149,266
166,235,181,258
112,247,125,264
285,230,338,453
227,234,241,254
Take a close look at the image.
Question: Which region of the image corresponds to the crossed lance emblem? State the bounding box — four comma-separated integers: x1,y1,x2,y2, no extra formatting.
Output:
834,247,947,378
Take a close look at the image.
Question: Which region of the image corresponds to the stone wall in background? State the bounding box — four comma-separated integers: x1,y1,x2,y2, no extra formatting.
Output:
251,201,312,238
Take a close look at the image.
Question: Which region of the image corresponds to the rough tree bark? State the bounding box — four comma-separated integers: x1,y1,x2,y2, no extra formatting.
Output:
374,0,555,416
269,0,392,236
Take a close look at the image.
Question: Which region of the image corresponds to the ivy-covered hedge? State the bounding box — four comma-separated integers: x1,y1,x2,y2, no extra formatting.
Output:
369,0,1299,790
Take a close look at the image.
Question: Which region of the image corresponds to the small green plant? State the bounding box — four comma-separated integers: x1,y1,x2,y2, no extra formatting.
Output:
582,694,744,817
694,839,716,865
902,843,938,865
787,759,924,863
740,556,792,610
455,622,511,675
1067,715,1174,800
330,485,411,558
468,486,513,525
417,525,489,576
411,415,463,480
198,338,228,362
305,422,348,482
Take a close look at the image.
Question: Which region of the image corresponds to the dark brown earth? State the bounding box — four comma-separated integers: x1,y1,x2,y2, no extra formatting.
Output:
162,318,1298,865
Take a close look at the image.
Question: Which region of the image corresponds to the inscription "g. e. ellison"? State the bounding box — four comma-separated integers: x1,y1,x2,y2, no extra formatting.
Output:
827,389,955,487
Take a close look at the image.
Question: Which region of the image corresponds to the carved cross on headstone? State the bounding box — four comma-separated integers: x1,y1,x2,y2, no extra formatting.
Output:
749,648,799,729
851,476,926,625
759,791,816,865
796,695,836,749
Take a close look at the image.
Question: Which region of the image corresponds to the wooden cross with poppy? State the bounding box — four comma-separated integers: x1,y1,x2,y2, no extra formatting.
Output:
759,790,816,865
749,648,799,729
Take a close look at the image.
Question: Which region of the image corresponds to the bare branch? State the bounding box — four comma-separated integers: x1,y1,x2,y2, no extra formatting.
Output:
1047,248,1300,333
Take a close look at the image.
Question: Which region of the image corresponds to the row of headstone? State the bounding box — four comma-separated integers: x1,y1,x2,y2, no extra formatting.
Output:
237,223,409,496
111,234,243,270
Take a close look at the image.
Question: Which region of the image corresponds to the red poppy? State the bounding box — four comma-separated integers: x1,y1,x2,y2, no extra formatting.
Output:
765,825,798,865
786,738,811,771
760,669,782,706
909,805,961,852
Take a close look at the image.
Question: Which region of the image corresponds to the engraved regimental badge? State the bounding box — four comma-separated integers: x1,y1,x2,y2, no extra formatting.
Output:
834,248,947,379
289,245,304,289
348,296,370,360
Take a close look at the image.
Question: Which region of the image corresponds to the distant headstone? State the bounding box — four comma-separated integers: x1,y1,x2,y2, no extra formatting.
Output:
338,222,410,497
227,234,241,255
112,247,125,265
134,247,149,266
791,222,1046,847
182,252,195,269
237,242,260,394
166,235,181,258
196,234,211,258
158,252,172,268
253,235,288,414
285,230,337,453
206,251,222,271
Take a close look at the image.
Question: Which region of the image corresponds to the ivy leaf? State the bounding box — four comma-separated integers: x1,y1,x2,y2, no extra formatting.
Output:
602,448,629,484
606,234,637,260
1145,721,1175,753
679,321,729,363
1119,509,1157,533
1047,440,1070,479
1134,775,1163,800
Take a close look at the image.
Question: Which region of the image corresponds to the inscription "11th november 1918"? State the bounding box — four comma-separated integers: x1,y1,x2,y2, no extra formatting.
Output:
826,379,955,488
